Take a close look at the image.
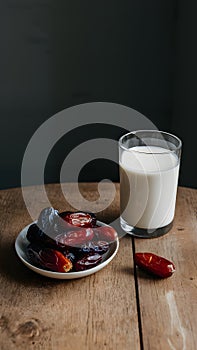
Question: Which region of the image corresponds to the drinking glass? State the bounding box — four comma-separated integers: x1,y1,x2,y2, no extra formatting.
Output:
119,130,182,238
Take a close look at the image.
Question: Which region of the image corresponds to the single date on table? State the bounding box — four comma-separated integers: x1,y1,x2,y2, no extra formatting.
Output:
134,252,175,278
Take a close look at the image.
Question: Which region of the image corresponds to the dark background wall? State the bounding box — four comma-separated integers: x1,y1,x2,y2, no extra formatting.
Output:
0,0,196,189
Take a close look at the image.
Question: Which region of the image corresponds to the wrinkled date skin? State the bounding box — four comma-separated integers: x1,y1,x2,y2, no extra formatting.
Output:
55,228,94,248
60,211,96,228
74,253,102,271
37,207,63,234
134,252,175,278
26,244,73,272
94,226,117,243
78,241,109,255
27,223,66,250
27,223,55,247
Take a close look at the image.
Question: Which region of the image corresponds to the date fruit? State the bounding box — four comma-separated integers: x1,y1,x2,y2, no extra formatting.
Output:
27,244,73,272
27,223,55,246
74,253,102,271
79,241,109,255
134,252,175,278
27,223,67,250
62,250,76,264
37,207,62,234
94,226,117,243
56,228,94,247
60,211,96,228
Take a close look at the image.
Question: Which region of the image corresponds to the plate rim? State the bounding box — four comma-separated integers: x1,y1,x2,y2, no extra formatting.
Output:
15,220,119,279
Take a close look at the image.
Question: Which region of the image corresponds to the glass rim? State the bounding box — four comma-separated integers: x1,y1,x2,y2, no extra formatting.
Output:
119,130,182,154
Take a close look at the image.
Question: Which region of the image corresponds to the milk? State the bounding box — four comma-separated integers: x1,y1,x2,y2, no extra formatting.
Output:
120,146,179,230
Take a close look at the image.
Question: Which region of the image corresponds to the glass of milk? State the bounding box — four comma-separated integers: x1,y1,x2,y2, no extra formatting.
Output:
119,130,182,238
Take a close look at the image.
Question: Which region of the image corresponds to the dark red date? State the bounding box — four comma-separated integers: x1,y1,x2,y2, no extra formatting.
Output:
134,252,175,278
60,211,96,228
27,244,73,272
74,253,102,271
27,223,67,250
78,241,109,255
94,226,117,243
27,224,55,246
56,228,94,247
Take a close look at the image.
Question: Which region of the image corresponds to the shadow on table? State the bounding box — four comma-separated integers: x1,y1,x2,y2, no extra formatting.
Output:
120,266,135,276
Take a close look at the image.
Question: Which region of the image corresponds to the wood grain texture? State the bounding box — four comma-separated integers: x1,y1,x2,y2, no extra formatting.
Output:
134,187,197,350
0,183,140,350
0,184,196,350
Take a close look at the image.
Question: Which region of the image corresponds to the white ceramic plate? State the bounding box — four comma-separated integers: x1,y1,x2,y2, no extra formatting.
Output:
15,221,119,279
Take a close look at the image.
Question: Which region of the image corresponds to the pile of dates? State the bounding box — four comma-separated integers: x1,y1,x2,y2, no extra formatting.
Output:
26,207,117,273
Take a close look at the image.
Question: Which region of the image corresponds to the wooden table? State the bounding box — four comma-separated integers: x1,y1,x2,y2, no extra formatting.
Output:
0,184,196,350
